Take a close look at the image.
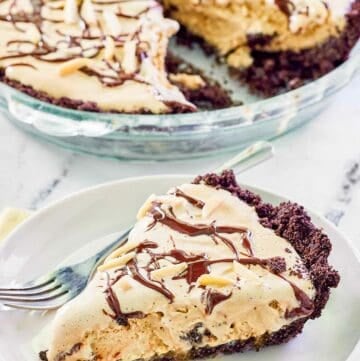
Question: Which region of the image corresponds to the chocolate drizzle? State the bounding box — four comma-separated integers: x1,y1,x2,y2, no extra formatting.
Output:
165,249,210,284
150,204,248,238
174,188,205,209
0,0,156,88
149,204,250,259
103,271,144,326
5,62,37,70
280,276,314,318
274,0,294,16
242,234,254,256
202,289,233,314
134,240,158,253
173,189,254,257
128,260,175,302
52,343,83,361
102,188,314,321
115,2,160,19
146,202,313,316
102,240,174,324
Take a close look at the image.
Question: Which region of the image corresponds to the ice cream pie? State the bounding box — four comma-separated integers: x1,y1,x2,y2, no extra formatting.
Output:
41,170,339,361
0,0,358,113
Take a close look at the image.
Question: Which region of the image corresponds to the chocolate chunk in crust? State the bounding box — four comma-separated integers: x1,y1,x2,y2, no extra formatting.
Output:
181,323,211,345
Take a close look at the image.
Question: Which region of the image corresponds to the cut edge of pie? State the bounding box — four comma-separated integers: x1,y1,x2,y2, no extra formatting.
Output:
164,0,360,97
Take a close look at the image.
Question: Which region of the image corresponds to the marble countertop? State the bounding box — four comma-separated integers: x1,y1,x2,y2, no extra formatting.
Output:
0,76,359,247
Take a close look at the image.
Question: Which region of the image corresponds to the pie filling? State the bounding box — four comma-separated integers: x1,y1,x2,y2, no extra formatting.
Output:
42,172,339,361
0,0,359,113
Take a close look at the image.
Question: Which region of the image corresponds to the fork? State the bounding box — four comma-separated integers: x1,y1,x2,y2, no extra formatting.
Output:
0,228,132,310
0,141,274,311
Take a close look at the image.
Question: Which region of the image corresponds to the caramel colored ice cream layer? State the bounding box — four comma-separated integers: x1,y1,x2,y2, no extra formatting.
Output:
0,0,195,113
46,183,316,361
163,0,355,67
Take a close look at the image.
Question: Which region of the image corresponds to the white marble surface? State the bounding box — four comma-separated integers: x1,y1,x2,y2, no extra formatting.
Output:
0,76,359,247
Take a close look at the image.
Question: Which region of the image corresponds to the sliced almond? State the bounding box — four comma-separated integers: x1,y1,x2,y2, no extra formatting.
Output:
64,0,79,24
103,9,122,36
81,0,97,25
47,0,65,10
22,0,34,13
98,252,135,272
139,56,155,81
151,262,187,281
107,242,138,260
136,194,156,220
58,58,92,76
197,274,233,288
121,40,138,74
104,36,116,61
29,29,41,44
176,306,188,313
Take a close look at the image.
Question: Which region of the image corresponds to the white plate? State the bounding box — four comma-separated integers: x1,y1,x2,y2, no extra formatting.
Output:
0,175,359,361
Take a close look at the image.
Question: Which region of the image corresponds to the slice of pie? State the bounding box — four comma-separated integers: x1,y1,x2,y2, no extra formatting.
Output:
41,170,339,361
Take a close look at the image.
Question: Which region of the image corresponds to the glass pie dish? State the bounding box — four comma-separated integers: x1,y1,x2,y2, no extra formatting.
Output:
0,45,359,161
